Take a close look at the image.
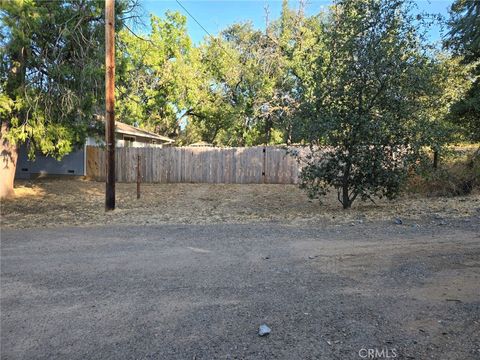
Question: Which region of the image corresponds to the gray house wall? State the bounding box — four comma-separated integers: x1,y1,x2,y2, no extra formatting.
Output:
14,131,171,180
15,144,85,180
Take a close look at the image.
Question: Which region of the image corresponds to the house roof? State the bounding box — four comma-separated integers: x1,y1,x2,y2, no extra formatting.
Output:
114,121,175,143
94,115,175,143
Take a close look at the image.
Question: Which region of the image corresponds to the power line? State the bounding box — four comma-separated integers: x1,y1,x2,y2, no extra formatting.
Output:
174,0,235,60
120,0,236,62
175,0,215,39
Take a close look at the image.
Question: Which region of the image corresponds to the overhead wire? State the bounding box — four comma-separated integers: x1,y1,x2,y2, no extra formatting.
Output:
174,0,236,61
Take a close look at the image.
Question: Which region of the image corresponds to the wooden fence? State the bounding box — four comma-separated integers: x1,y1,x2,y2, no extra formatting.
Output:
86,146,301,184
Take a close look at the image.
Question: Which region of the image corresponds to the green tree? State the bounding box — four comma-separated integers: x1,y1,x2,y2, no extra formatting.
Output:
0,0,133,198
116,11,196,139
188,11,306,147
269,1,328,144
296,0,442,209
193,23,284,146
176,32,240,145
420,53,474,168
444,0,480,141
176,0,321,146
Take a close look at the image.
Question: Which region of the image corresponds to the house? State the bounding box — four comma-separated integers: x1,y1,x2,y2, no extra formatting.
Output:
87,121,175,148
15,120,174,179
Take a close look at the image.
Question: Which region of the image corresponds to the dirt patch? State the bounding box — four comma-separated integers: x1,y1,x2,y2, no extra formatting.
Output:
1,179,480,229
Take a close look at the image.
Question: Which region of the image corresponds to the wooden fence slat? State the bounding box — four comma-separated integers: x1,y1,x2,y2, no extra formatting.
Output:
85,145,300,184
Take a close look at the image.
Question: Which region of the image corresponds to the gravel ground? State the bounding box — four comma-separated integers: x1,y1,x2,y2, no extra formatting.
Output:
1,179,480,359
1,219,479,359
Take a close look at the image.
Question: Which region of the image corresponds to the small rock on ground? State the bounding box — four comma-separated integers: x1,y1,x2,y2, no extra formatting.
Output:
258,324,271,337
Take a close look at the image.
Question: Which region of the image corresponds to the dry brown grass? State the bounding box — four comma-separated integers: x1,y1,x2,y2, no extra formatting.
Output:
408,147,480,196
1,178,479,229
11,184,46,199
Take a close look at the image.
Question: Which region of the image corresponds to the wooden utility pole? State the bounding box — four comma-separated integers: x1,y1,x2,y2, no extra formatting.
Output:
105,0,115,210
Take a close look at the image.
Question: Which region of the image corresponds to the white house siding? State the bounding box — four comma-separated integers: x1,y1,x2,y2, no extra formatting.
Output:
86,136,165,148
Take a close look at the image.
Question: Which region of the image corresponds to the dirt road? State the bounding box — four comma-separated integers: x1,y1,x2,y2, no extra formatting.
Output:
1,219,479,359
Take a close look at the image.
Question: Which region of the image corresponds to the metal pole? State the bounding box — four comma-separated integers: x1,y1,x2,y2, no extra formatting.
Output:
262,146,266,184
137,154,141,199
105,0,115,210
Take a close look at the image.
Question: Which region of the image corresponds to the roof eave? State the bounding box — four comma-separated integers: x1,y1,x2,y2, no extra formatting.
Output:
116,129,175,143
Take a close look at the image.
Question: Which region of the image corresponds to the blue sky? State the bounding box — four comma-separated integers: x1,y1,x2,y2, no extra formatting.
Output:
139,0,454,44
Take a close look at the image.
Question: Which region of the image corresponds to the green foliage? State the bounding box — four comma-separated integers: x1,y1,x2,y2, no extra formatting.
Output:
446,0,480,62
0,0,133,159
416,53,473,163
296,0,443,209
189,22,290,146
116,11,196,138
118,2,318,146
1,0,476,209
409,147,480,196
445,0,480,141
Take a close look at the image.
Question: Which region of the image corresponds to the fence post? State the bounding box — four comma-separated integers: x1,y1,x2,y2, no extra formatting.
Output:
262,146,266,184
137,154,141,199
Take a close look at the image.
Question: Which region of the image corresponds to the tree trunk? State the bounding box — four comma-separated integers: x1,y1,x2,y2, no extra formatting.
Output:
0,122,18,199
1,39,25,199
342,183,351,209
286,123,292,145
341,159,352,209
433,150,439,169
